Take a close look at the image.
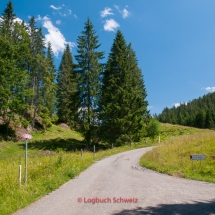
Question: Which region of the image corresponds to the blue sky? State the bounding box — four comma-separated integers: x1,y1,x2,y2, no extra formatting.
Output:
1,0,215,115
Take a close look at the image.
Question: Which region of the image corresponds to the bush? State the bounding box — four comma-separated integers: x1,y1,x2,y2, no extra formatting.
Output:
38,106,52,129
147,118,161,139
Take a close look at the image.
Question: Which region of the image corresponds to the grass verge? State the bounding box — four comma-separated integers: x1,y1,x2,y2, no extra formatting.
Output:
140,130,215,183
0,124,155,215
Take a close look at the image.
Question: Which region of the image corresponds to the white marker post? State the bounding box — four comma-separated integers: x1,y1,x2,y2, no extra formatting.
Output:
19,165,22,187
23,133,32,185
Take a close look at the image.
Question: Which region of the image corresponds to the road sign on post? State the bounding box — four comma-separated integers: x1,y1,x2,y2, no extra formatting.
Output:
190,154,206,172
190,154,206,160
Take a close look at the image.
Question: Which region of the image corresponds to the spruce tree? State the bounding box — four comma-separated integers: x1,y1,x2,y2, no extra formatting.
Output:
0,2,30,128
57,44,78,127
27,17,46,127
99,30,148,145
43,42,57,118
75,17,104,148
0,0,16,35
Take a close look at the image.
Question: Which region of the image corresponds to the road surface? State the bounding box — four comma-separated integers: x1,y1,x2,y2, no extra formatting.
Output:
14,147,215,215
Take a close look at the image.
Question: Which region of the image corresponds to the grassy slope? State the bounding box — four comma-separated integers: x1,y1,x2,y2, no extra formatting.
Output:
140,123,215,183
0,124,152,215
1,123,213,214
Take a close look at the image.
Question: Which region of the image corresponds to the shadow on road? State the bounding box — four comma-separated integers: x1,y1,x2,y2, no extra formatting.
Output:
112,200,215,215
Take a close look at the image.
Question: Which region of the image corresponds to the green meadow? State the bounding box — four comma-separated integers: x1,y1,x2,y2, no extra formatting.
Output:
140,124,215,183
0,123,213,215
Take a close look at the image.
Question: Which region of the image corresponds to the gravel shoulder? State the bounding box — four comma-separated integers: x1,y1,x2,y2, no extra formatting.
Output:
14,147,215,215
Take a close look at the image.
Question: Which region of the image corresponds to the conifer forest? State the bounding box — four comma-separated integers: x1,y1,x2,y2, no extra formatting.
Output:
0,1,149,146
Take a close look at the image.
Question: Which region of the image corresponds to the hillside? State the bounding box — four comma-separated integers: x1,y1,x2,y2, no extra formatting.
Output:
157,92,215,129
0,122,210,214
140,126,215,183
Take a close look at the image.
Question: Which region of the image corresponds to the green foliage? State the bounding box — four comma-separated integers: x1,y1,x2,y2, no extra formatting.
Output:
157,92,215,129
42,42,57,117
21,118,29,128
57,44,78,127
75,17,104,148
38,106,52,129
99,30,149,145
0,1,150,149
147,118,161,139
51,114,59,124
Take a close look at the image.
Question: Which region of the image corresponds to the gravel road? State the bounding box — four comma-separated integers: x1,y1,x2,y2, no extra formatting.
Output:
14,147,215,215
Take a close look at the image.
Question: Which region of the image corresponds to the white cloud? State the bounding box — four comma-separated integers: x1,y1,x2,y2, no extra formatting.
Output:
147,106,153,110
59,12,67,17
114,5,130,19
114,5,119,10
172,102,187,108
50,5,62,10
100,7,114,18
122,8,129,18
173,103,180,108
14,17,23,24
74,14,78,19
104,19,120,32
35,15,42,21
204,87,215,92
68,9,72,15
56,20,61,25
39,16,75,56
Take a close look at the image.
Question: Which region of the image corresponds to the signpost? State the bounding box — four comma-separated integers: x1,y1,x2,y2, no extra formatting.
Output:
190,154,206,171
190,154,207,160
23,133,32,185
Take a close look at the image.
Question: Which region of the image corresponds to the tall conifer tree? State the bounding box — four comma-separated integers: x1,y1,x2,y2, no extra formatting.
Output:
99,30,148,145
0,0,16,35
0,2,30,126
27,17,46,127
57,44,78,127
75,17,104,148
42,42,57,117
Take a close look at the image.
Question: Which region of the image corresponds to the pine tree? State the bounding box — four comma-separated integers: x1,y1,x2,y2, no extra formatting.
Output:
75,17,104,148
57,44,78,127
0,0,16,35
43,42,57,117
27,17,46,128
99,30,148,145
0,2,30,128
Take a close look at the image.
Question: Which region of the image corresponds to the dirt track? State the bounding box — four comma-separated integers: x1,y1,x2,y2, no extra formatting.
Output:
14,147,215,215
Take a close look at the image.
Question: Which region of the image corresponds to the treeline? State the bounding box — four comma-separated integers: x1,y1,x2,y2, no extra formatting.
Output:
0,1,149,146
157,92,215,129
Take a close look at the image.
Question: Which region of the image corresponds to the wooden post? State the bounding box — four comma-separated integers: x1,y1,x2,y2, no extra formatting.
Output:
158,135,160,143
112,144,113,152
94,145,96,156
192,160,194,172
130,140,132,148
19,165,22,187
81,149,83,159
